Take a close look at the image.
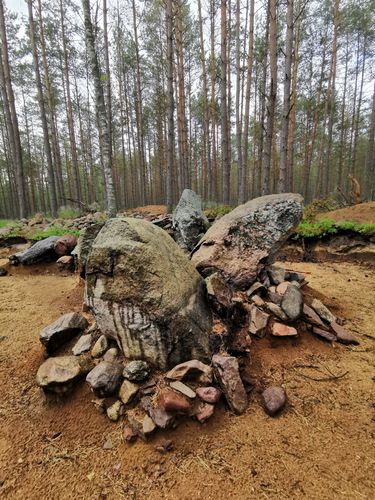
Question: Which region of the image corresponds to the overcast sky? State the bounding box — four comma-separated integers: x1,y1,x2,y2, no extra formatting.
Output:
7,0,27,15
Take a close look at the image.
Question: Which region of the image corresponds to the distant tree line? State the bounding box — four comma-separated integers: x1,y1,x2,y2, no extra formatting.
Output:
0,0,374,218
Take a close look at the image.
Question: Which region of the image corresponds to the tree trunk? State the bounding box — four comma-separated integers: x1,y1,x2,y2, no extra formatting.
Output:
221,0,230,204
166,0,174,212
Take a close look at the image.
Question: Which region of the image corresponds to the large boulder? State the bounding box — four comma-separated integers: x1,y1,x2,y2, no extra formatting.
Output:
72,222,104,275
173,189,209,251
9,236,60,265
84,217,212,369
191,194,303,289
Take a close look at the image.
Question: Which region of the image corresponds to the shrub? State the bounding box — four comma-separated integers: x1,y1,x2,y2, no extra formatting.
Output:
204,205,233,219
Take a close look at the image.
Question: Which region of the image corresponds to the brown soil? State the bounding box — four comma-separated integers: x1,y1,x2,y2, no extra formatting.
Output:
0,261,374,499
318,201,375,224
126,205,168,215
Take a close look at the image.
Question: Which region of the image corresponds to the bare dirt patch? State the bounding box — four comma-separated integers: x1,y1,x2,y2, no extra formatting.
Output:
318,201,375,224
0,261,374,499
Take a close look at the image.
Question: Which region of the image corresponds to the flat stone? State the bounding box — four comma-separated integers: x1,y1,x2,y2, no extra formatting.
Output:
303,304,328,328
123,360,150,382
311,299,336,324
86,362,123,397
103,347,119,363
91,335,108,358
251,295,265,307
267,266,286,285
166,360,212,383
330,322,359,345
191,193,303,289
140,396,176,429
276,281,290,295
106,400,122,422
169,381,196,399
72,334,92,355
39,312,88,354
249,305,270,338
36,356,88,393
262,386,286,416
312,327,337,342
205,272,233,310
158,388,191,413
212,354,247,414
56,255,74,271
271,322,298,337
195,402,215,423
265,302,288,321
196,386,221,404
119,379,139,405
281,285,303,320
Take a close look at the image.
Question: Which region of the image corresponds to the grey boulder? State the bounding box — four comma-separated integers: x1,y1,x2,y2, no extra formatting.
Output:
86,362,123,397
280,284,303,321
39,312,88,354
191,193,303,289
172,189,209,251
85,218,212,369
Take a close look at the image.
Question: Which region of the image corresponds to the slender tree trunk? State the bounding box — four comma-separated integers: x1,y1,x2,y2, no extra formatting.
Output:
210,0,218,201
365,82,375,200
82,0,116,216
235,0,243,203
166,0,174,212
221,0,230,204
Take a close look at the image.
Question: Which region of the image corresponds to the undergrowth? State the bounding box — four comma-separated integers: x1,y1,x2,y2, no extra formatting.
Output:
204,205,233,218
294,218,375,239
30,226,80,241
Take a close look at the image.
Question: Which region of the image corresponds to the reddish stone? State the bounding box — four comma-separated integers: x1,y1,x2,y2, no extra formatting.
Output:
330,322,359,345
276,282,290,295
123,426,137,442
212,354,247,415
271,322,298,337
158,388,191,413
303,304,328,328
312,327,337,342
196,402,215,423
196,386,221,404
54,234,77,256
249,305,270,337
262,386,286,416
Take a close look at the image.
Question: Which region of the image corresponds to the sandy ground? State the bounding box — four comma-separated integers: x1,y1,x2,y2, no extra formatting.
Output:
0,260,374,499
318,201,375,224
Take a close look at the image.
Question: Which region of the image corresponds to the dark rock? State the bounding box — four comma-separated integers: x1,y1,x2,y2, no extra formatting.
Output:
285,270,306,284
262,386,286,416
0,267,7,276
249,305,270,338
54,234,77,256
212,354,247,414
9,236,59,265
312,327,337,342
268,291,283,305
191,193,303,289
330,322,359,345
205,272,233,311
247,281,267,297
72,334,92,355
196,386,221,404
303,304,328,328
36,355,90,393
39,312,88,354
271,322,298,337
267,265,286,285
158,388,191,413
86,362,123,397
311,299,336,324
280,284,303,320
172,189,209,251
166,359,212,383
123,360,150,382
85,218,212,369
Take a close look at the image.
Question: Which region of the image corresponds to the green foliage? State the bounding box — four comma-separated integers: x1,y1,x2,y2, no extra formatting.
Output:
58,206,81,219
0,219,16,228
294,219,375,239
204,205,234,219
30,226,80,241
302,198,342,223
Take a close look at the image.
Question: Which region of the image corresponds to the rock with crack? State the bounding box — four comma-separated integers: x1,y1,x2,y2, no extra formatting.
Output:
191,193,303,289
249,305,270,338
9,236,60,265
212,354,247,414
86,362,123,397
36,355,92,394
85,218,212,369
172,189,209,251
39,312,88,354
166,359,213,383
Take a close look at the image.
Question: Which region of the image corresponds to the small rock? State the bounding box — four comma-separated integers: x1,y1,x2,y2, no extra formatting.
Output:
267,266,286,285
140,396,175,429
39,312,88,354
212,354,247,415
265,302,288,321
123,426,137,442
72,334,92,355
86,362,123,397
285,270,306,283
276,282,290,295
169,381,196,399
91,335,108,358
155,440,174,454
262,386,286,416
280,285,303,320
158,388,191,413
103,436,113,450
249,305,270,338
127,411,156,441
196,386,221,404
251,295,265,307
311,299,336,324
268,291,282,305
142,415,157,437
0,267,8,276
195,402,215,423
205,272,233,310
247,281,267,297
56,255,74,272
106,400,122,422
103,347,119,363
312,327,336,342
36,355,89,393
271,322,298,337
330,322,359,345
119,379,139,405
123,360,150,382
166,360,212,383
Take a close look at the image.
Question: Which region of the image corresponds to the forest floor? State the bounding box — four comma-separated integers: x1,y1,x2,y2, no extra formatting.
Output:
318,201,375,224
0,247,374,499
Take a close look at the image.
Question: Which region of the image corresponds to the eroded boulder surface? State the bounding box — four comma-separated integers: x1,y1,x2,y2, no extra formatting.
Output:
72,222,104,275
191,193,303,289
172,189,209,251
85,217,212,369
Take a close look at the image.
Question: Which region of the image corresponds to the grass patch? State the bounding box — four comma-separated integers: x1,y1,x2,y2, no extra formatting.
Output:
294,218,375,240
204,205,234,218
0,219,16,228
30,226,80,241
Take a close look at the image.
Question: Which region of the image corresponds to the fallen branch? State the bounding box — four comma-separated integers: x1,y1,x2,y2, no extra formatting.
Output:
297,370,349,382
